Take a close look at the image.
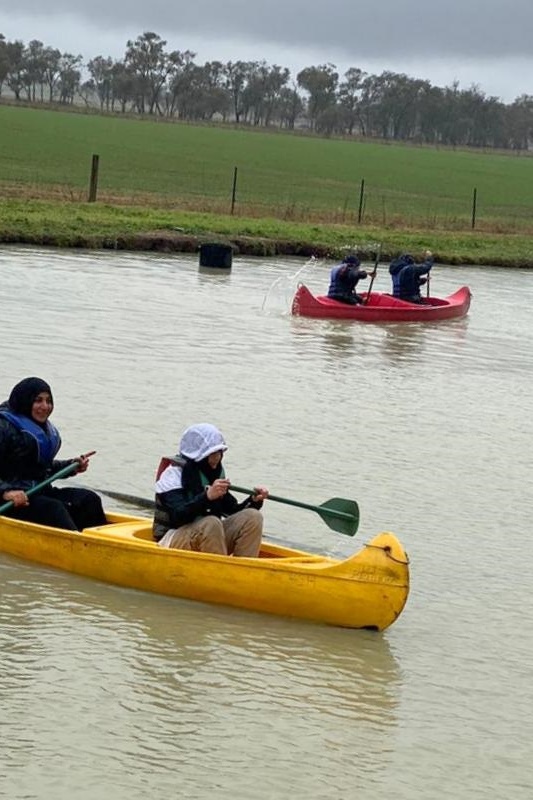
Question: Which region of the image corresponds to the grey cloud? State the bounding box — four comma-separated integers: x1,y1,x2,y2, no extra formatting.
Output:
1,0,532,60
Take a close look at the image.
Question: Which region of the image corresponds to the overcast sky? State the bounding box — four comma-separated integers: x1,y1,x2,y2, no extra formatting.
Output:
0,1,532,103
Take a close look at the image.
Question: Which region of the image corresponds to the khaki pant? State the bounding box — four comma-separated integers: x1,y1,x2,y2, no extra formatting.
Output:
158,509,263,557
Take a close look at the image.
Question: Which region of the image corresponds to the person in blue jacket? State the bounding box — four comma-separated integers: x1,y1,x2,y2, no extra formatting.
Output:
0,377,106,530
389,250,434,303
327,254,369,305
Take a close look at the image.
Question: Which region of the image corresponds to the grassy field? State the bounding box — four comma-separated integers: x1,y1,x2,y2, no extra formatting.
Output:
2,104,533,233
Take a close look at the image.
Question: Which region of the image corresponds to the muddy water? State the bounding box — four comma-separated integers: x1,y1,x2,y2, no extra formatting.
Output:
1,247,532,799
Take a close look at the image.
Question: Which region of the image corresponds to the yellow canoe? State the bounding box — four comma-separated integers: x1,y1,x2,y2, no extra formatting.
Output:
0,512,410,630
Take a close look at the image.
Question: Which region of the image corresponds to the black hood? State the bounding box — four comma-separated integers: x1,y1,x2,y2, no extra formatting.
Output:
389,254,414,275
7,377,54,418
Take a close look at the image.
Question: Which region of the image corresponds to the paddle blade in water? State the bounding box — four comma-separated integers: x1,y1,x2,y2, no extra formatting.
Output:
318,498,360,536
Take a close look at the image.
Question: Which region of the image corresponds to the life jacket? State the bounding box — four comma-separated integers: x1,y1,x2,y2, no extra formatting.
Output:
328,264,357,298
156,455,180,481
152,455,227,541
0,410,61,465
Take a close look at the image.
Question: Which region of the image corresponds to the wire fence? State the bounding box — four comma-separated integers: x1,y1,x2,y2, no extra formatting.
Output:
88,158,532,233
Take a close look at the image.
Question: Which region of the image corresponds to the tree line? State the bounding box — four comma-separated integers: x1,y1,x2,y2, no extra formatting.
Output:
1,30,533,150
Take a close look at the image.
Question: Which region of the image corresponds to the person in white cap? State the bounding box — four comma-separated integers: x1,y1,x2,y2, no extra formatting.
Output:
153,423,269,557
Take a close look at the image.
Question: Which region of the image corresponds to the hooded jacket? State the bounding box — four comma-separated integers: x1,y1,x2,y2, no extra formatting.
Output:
389,254,415,297
389,254,434,300
152,423,262,542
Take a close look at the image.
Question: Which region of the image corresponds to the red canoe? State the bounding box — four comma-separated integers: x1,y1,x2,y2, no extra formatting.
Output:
291,284,472,323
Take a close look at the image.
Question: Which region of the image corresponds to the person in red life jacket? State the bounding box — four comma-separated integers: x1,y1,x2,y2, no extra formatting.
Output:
0,377,106,530
327,254,370,305
153,423,269,557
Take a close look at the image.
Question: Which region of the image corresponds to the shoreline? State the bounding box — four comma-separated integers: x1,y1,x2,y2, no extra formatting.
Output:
1,198,533,268
1,230,531,268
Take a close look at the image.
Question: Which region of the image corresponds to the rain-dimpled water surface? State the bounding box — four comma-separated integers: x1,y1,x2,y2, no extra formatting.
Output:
0,246,532,800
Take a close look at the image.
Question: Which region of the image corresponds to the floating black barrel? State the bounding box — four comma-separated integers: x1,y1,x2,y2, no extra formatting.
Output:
199,242,233,269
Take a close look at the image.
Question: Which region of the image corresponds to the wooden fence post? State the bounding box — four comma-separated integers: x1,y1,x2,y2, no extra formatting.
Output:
88,154,100,203
471,187,477,230
230,167,238,215
358,179,365,223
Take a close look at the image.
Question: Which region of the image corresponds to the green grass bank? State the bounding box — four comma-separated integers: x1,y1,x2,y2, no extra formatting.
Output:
1,198,532,267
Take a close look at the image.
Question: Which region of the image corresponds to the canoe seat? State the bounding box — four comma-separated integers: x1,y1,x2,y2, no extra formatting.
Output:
132,528,157,543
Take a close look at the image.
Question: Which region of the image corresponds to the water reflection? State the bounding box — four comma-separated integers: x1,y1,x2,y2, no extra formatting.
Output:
380,323,433,365
1,555,402,798
289,317,358,361
198,267,233,283
316,328,357,359
290,314,472,369
1,554,401,726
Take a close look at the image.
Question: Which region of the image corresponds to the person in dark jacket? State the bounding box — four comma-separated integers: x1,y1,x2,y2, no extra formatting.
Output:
389,250,434,303
0,377,106,530
153,423,269,557
327,254,369,305
389,253,415,297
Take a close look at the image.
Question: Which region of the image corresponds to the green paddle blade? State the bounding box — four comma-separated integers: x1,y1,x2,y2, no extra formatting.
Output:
319,498,359,536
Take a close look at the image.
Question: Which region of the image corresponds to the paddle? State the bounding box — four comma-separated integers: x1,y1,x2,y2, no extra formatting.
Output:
0,461,80,515
230,485,359,536
424,249,433,299
97,487,360,537
364,243,382,305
